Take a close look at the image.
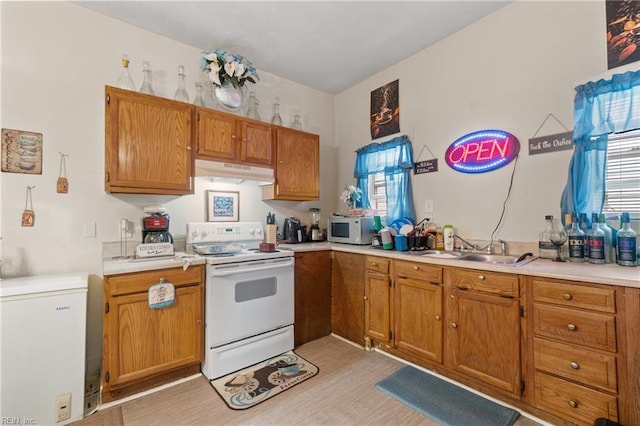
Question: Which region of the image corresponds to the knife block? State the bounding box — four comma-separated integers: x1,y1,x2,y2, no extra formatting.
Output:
265,224,277,244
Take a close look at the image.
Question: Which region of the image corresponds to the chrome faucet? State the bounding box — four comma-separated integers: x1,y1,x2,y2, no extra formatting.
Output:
477,239,509,255
453,234,477,251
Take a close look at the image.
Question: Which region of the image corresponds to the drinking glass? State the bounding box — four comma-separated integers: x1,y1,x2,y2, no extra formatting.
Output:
549,229,567,262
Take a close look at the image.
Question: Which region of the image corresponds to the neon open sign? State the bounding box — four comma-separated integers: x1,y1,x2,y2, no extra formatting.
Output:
445,129,520,173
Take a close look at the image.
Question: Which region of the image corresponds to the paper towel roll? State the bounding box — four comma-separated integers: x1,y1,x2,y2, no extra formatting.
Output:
265,224,277,244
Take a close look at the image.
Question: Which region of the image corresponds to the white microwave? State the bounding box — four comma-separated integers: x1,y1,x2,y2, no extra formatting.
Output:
328,216,374,245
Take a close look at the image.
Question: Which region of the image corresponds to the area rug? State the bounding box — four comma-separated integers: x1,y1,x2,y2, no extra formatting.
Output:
376,366,520,426
210,351,319,410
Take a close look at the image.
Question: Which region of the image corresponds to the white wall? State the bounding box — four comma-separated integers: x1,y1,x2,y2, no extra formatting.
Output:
336,1,608,242
1,1,336,276
1,1,335,373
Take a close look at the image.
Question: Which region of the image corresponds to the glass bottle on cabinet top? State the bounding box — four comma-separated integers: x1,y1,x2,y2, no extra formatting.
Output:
246,92,260,120
116,54,136,91
139,60,155,95
292,112,302,130
174,65,189,102
271,97,283,126
193,82,206,107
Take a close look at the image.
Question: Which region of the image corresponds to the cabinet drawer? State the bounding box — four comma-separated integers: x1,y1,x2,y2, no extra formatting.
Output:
533,304,616,352
534,373,618,425
534,338,617,392
394,260,442,283
106,266,204,297
532,279,616,313
447,268,518,297
366,256,390,274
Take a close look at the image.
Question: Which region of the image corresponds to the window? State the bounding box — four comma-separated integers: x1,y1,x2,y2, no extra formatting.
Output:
368,172,387,215
605,130,640,214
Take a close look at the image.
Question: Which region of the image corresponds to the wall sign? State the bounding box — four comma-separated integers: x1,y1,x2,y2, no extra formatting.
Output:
528,131,573,155
414,159,438,174
445,129,520,173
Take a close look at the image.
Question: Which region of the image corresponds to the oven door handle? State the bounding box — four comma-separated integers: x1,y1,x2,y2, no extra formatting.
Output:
210,263,292,277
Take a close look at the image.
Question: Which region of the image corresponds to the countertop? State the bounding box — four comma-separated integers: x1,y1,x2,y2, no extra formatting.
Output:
279,242,640,289
103,253,206,276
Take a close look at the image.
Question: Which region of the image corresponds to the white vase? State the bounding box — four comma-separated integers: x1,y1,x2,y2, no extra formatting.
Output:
214,80,244,112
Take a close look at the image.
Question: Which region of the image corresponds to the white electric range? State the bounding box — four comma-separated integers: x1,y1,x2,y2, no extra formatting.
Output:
186,222,294,380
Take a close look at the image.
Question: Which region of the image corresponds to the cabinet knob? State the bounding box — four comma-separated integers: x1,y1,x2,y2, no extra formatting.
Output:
242,138,248,142
568,400,578,408
563,293,573,300
278,160,284,164
450,322,458,328
186,146,191,150
567,323,577,331
413,266,419,270
196,319,201,324
363,296,368,301
435,315,441,321
570,362,580,370
478,274,486,280
372,262,377,266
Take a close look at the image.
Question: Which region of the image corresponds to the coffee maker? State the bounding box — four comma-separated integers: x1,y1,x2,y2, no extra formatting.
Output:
142,206,174,244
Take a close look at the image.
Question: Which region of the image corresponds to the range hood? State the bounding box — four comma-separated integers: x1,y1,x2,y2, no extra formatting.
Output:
194,159,274,184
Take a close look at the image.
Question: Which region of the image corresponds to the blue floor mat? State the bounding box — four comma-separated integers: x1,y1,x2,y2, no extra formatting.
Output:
376,366,520,426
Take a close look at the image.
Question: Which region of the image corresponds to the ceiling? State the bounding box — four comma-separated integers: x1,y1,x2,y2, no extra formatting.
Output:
75,1,510,94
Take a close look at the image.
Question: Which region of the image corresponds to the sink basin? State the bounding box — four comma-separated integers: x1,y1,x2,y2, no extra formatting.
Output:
458,253,537,266
417,250,536,266
419,250,466,259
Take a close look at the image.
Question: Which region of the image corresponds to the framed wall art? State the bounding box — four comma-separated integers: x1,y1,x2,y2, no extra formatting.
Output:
207,190,240,222
606,0,640,69
370,79,400,140
1,128,43,174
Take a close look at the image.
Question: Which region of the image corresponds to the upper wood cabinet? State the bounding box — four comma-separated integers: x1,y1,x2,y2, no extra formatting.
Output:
195,108,274,167
104,86,194,195
262,127,319,201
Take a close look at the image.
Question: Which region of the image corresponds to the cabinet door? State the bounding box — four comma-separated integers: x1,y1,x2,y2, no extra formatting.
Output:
365,270,391,344
395,277,443,363
241,119,274,167
331,252,365,345
274,128,319,200
105,86,193,194
195,108,239,161
104,285,203,388
446,287,521,395
294,251,332,346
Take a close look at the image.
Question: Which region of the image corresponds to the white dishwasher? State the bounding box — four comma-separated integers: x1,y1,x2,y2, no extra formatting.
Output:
0,273,88,425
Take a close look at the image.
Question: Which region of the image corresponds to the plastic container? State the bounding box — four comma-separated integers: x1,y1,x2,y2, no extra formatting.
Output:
395,234,408,251
380,229,393,250
443,225,454,251
435,227,444,250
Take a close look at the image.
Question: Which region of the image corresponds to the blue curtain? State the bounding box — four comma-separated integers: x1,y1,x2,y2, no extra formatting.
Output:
561,69,640,218
353,135,416,224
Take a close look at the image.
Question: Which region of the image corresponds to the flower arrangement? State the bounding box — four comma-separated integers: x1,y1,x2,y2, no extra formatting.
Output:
198,49,259,88
340,185,362,209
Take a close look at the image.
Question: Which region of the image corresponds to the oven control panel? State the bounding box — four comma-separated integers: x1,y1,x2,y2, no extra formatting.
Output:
186,222,264,244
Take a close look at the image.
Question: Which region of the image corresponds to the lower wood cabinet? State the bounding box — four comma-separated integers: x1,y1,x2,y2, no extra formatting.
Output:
364,256,392,345
331,251,365,345
527,276,621,425
394,260,443,364
294,251,332,346
102,265,204,401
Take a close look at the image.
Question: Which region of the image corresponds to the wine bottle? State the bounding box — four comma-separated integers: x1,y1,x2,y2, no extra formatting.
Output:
587,213,605,264
567,213,585,263
538,215,556,259
617,212,637,266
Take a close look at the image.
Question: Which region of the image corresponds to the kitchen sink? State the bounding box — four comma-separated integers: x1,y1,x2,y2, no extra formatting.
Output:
418,250,466,259
419,250,536,266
